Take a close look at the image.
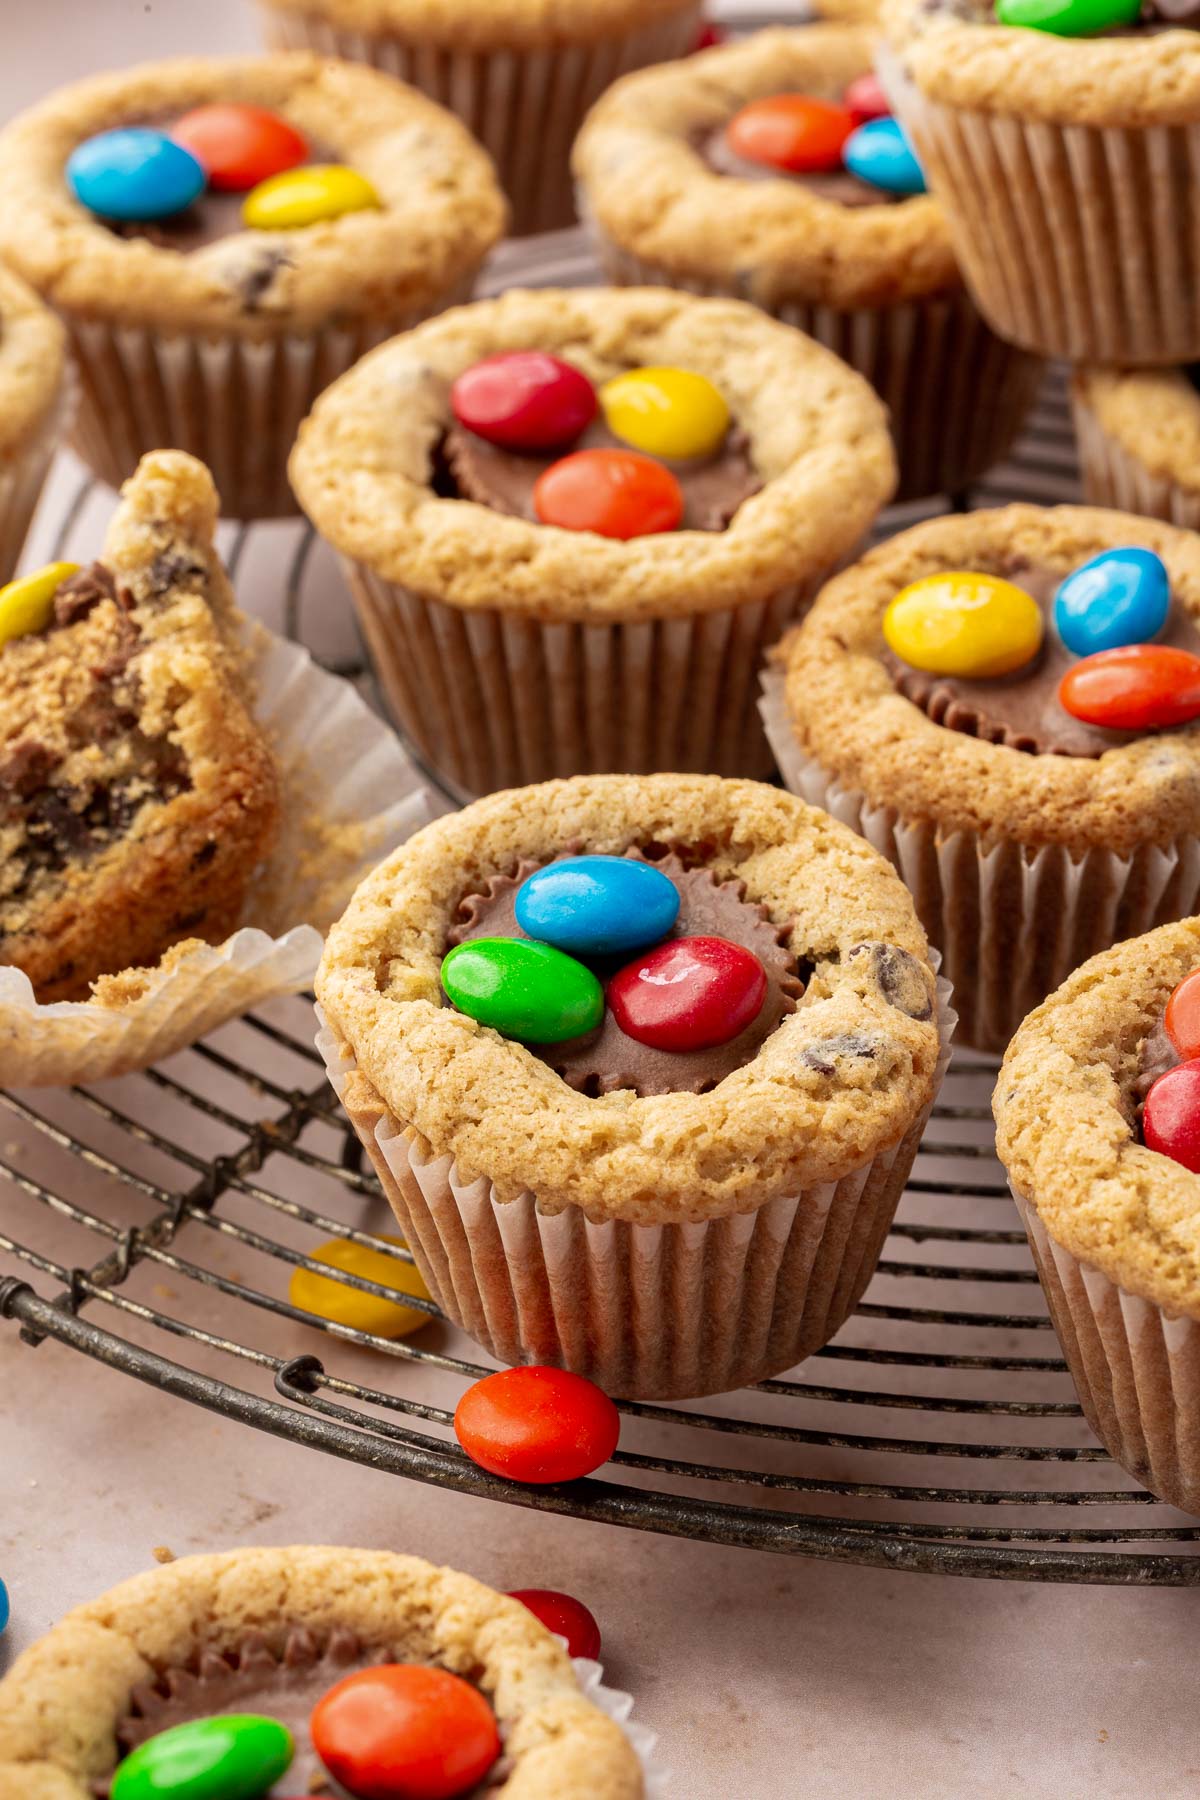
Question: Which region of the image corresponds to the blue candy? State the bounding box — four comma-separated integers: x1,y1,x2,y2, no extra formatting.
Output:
843,117,927,197
515,855,680,958
1054,547,1170,657
0,1578,8,1636
67,128,206,223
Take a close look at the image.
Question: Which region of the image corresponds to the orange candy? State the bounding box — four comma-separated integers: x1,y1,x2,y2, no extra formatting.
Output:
1058,644,1200,731
726,94,855,173
171,103,308,192
533,447,683,539
311,1665,500,1800
1166,970,1200,1061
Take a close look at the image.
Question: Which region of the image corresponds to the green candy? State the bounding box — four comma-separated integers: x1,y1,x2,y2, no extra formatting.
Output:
111,1715,293,1800
443,936,604,1043
995,0,1139,34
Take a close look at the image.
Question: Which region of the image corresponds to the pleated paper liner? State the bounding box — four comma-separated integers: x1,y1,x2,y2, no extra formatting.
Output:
760,667,1200,1055
0,625,434,1086
574,1656,669,1798
0,370,73,586
1073,387,1200,532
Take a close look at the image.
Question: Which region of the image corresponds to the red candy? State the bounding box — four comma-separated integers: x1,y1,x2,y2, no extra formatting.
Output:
844,73,892,125
311,1664,500,1800
1166,970,1200,1061
454,1365,620,1484
725,94,855,174
1058,645,1200,731
533,448,683,539
1143,1059,1200,1174
506,1588,602,1661
170,103,308,192
451,351,596,451
693,20,727,48
608,934,767,1053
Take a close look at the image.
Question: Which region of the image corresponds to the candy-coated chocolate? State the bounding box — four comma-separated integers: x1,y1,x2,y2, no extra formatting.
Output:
694,20,727,47
1166,970,1200,1062
600,366,730,462
171,103,308,192
843,117,926,196
0,562,80,647
725,93,854,173
514,854,680,957
844,72,891,125
1143,1059,1200,1174
450,351,596,451
608,934,766,1054
442,937,603,1043
311,1665,500,1800
1054,547,1170,657
533,448,683,539
995,0,1140,33
242,163,380,229
454,1365,621,1483
110,1715,292,1800
68,128,206,222
290,1234,432,1339
883,571,1044,679
506,1588,601,1661
1058,645,1200,731
0,1578,8,1636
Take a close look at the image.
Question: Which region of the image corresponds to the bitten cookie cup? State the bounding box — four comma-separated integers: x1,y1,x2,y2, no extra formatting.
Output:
762,505,1200,1055
1074,368,1200,534
572,26,1041,504
0,1547,651,1799
0,54,505,520
995,920,1200,1516
315,775,951,1402
289,286,896,795
0,267,70,587
258,0,702,236
878,8,1200,364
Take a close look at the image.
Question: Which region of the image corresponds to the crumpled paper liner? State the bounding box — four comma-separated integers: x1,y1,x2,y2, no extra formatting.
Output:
760,667,1200,1054
0,370,73,587
314,971,954,1402
0,626,432,1086
1014,1189,1200,1518
1072,387,1200,532
573,1652,668,1797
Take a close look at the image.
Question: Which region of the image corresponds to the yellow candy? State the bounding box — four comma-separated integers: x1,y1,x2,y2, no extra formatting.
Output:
289,1234,432,1339
242,163,381,230
600,366,730,461
883,571,1044,679
0,562,80,647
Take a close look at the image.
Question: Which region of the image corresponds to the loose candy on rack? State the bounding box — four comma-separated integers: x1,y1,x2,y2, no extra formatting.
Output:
725,94,854,173
842,117,927,196
600,366,730,462
995,0,1140,32
0,562,80,647
311,1665,500,1800
514,855,680,957
1143,1059,1200,1174
608,934,767,1054
454,1365,621,1483
1058,645,1200,731
506,1588,602,1661
1166,970,1200,1062
171,103,308,192
110,1715,293,1800
242,163,380,229
533,448,684,539
441,937,604,1043
451,351,597,451
844,72,891,125
883,571,1044,679
1053,548,1170,658
289,1234,432,1339
67,128,206,222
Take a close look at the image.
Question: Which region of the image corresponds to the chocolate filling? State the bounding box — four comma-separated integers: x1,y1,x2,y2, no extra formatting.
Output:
700,123,900,208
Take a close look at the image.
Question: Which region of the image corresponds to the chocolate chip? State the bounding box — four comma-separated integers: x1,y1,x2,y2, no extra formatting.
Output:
145,551,206,599
237,245,291,310
53,560,118,627
0,739,59,798
852,942,934,1020
800,1033,881,1077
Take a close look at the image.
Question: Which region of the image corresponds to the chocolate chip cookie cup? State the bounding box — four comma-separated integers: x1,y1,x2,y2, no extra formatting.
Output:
290,286,895,795
315,775,951,1401
0,54,505,521
763,505,1200,1054
996,919,1200,1516
1074,368,1200,533
573,26,1041,503
0,266,70,586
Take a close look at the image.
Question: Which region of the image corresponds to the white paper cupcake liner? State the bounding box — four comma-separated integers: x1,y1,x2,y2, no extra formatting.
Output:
571,1653,669,1797
0,626,433,1087
262,6,703,236
760,667,1200,1054
314,971,954,1401
0,370,73,587
1014,1190,1200,1517
1072,388,1200,532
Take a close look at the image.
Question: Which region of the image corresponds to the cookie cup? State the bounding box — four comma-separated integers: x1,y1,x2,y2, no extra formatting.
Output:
0,54,505,520
878,12,1200,364
315,775,950,1401
996,920,1200,1515
290,286,896,796
573,26,1041,503
763,504,1200,1055
1073,367,1200,533
0,267,71,585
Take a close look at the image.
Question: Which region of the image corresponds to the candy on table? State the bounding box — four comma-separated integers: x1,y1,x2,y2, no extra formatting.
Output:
1143,1059,1200,1175
454,1365,621,1483
1058,645,1200,731
441,936,604,1043
170,103,308,192
725,94,855,174
533,447,684,538
242,164,380,229
843,117,927,197
451,351,597,451
1054,548,1170,658
289,1234,432,1339
110,1715,292,1800
311,1665,500,1800
514,854,680,957
67,127,206,221
1166,970,1200,1062
600,366,730,462
883,571,1044,679
995,0,1141,33
506,1588,602,1661
0,562,80,647
693,19,727,48
608,934,767,1054
844,72,891,126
